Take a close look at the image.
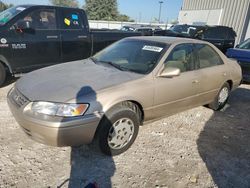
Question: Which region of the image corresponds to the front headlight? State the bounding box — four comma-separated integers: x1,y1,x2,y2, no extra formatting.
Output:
31,102,89,117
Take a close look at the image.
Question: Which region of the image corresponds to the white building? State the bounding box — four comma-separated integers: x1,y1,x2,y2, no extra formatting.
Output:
178,0,250,44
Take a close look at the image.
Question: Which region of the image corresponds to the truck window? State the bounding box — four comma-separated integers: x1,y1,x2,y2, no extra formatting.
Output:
202,27,225,40
60,9,84,30
13,9,57,30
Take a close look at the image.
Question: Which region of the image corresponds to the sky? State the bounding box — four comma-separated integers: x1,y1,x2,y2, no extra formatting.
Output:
2,0,183,23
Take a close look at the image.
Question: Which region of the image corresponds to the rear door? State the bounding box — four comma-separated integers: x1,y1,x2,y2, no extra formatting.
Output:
9,7,61,72
153,43,200,118
194,44,229,105
59,8,91,62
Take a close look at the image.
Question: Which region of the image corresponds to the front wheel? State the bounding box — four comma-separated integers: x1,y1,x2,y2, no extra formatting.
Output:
208,82,230,111
0,63,6,87
96,103,140,156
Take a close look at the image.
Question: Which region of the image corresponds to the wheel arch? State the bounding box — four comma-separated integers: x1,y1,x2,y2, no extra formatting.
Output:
0,55,12,74
226,80,233,90
103,99,144,125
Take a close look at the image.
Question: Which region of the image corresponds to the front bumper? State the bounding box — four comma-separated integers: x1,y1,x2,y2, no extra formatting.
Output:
7,89,102,147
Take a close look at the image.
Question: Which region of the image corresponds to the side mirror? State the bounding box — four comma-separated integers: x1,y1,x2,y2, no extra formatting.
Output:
159,67,180,78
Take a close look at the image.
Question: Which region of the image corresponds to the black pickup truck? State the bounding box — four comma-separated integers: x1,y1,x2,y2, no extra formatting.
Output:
0,5,141,86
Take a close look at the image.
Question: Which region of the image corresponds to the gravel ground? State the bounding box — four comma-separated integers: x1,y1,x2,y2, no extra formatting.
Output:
0,82,250,188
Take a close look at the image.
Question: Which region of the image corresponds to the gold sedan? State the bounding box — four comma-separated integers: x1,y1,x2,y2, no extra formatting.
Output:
8,37,242,155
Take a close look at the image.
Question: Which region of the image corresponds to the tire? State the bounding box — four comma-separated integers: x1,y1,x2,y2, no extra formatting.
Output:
96,102,140,156
0,63,6,87
208,82,230,111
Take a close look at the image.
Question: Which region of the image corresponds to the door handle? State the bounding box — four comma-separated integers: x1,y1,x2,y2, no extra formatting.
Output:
192,80,199,84
46,35,58,39
78,35,87,39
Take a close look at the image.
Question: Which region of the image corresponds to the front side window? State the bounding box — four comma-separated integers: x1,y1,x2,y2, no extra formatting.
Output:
60,9,84,30
14,9,57,30
196,44,224,69
164,44,195,72
93,39,168,74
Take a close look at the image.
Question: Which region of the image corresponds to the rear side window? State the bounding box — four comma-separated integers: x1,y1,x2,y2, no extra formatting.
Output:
203,27,226,39
165,43,195,72
196,44,224,69
60,9,84,30
227,28,236,40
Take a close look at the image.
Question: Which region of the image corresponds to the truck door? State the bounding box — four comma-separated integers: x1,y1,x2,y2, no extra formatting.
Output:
59,8,91,62
9,7,61,73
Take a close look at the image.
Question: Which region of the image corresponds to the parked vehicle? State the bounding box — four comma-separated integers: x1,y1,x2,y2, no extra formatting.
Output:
8,37,242,156
120,25,162,36
0,5,141,86
154,24,236,53
226,38,250,82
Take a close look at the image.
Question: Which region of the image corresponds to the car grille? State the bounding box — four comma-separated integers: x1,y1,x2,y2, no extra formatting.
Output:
9,88,29,108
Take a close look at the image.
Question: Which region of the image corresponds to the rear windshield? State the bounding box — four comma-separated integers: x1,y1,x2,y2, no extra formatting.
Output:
93,39,169,74
0,6,28,25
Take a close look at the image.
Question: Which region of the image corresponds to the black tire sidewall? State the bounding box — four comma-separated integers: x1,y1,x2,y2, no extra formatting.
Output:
98,108,140,156
212,82,230,111
0,63,6,86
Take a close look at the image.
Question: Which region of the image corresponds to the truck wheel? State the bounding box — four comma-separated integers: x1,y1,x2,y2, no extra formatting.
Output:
208,82,230,111
96,102,140,156
0,63,6,87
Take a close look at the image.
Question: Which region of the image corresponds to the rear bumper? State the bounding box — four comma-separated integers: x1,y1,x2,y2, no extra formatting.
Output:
7,91,102,147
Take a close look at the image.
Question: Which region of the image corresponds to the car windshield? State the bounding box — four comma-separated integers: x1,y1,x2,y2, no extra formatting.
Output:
93,39,168,74
0,6,27,25
238,39,250,49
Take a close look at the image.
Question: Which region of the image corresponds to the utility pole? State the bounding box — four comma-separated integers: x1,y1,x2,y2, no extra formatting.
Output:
158,1,163,23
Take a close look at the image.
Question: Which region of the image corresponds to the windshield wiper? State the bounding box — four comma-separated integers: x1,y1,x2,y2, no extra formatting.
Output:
96,60,127,71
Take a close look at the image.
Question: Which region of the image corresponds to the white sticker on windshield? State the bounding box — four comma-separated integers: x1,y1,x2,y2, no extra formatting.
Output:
142,45,163,52
16,7,26,11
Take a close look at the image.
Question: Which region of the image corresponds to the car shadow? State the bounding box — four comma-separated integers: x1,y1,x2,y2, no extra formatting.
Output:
197,86,250,187
58,86,115,188
0,75,18,88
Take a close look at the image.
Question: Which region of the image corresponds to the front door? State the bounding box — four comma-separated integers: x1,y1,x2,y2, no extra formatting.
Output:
9,7,61,73
153,43,200,119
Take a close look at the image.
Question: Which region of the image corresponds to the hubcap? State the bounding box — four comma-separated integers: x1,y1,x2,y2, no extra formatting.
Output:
218,87,229,104
108,118,134,150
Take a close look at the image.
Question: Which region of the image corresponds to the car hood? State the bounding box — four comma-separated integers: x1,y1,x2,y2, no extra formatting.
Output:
16,59,143,102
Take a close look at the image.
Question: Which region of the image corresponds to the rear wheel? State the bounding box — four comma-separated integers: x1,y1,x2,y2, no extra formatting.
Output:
208,82,230,111
96,102,140,156
0,63,6,87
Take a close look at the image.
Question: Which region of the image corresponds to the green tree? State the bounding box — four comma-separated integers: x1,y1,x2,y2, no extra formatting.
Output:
49,0,79,8
0,1,13,12
84,0,119,20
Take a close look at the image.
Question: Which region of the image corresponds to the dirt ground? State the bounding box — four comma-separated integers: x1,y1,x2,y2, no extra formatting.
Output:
0,82,250,188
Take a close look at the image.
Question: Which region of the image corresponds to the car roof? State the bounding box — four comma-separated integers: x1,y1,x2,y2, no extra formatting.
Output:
127,36,209,45
18,4,82,10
